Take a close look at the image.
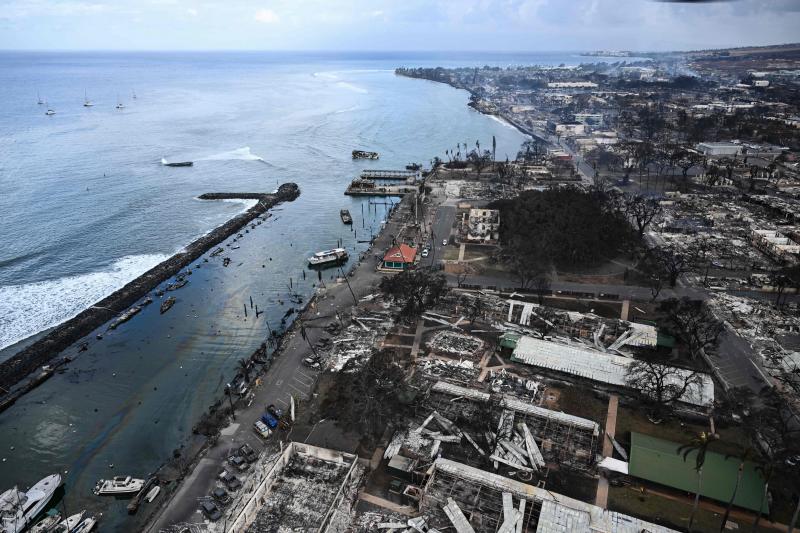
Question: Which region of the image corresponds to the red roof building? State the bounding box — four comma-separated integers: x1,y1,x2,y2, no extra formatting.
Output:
382,244,417,271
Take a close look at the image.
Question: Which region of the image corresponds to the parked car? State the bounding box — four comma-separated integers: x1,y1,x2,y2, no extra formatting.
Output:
442,239,448,246
421,249,429,257
253,419,271,439
238,443,258,463
260,412,278,429
267,404,284,419
303,357,321,369
211,487,230,505
228,455,250,472
219,470,242,491
201,501,222,521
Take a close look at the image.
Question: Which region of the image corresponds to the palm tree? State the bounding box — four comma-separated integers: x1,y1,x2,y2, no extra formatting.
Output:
751,459,775,532
720,446,757,531
678,432,718,533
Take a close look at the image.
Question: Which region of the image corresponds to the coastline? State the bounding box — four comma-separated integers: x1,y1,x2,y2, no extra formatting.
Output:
0,184,300,411
394,70,549,145
141,193,409,531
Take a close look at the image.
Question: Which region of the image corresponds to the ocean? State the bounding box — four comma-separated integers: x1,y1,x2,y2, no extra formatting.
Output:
0,51,579,530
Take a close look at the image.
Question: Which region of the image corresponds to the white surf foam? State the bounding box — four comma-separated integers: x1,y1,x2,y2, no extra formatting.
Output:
0,253,169,351
199,147,266,162
335,82,368,94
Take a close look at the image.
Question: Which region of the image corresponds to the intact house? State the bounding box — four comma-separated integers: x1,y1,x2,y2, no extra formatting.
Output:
382,244,417,271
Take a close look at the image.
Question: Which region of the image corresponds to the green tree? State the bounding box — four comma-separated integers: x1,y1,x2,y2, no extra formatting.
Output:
379,268,447,320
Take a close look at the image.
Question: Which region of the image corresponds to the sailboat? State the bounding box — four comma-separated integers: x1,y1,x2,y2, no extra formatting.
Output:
115,95,124,110
83,90,94,107
37,92,44,105
45,102,55,115
131,89,137,100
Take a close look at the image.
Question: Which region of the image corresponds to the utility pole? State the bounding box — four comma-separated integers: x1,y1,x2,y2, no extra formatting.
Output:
339,267,358,306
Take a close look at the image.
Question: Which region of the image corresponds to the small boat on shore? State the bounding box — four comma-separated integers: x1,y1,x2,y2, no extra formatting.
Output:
352,150,379,160
160,297,176,314
0,474,62,533
145,485,160,503
307,248,348,267
340,209,352,224
93,476,145,496
161,158,193,167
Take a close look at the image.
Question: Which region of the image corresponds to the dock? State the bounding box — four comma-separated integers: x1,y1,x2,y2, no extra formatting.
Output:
360,169,419,180
345,180,417,196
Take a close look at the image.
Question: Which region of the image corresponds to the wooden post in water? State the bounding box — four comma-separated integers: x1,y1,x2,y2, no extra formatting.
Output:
250,296,253,309
244,304,248,317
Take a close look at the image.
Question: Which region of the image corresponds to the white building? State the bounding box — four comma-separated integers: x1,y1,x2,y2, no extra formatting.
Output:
547,81,598,89
554,123,585,136
574,112,603,125
752,229,800,263
696,141,742,156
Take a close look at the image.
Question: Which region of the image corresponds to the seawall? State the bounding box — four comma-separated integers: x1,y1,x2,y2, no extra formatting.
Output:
0,183,301,407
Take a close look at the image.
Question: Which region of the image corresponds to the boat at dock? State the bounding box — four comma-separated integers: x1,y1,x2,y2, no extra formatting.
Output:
0,474,62,533
29,512,61,533
52,512,84,533
145,485,160,503
161,158,193,167
93,476,145,496
340,209,353,224
307,248,348,266
160,296,176,314
72,515,97,533
352,150,379,160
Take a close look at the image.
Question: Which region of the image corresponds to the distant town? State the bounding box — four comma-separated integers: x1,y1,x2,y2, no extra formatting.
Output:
4,42,800,533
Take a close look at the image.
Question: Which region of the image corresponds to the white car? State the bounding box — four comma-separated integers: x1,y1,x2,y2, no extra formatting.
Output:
442,239,448,246
421,249,429,257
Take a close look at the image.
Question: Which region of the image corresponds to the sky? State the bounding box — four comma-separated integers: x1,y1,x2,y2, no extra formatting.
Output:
0,0,799,52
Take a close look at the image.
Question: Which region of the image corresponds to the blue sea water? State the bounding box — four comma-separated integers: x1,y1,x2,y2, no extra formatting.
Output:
0,51,585,530
0,50,591,351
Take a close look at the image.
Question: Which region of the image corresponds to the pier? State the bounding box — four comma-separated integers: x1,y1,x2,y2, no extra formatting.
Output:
359,169,419,180
344,179,417,196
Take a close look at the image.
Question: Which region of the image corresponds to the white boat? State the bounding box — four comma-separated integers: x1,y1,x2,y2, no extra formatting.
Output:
45,103,55,116
72,515,96,533
0,474,62,533
83,90,93,107
144,485,160,503
93,476,145,496
307,248,348,266
115,95,124,110
28,512,61,533
52,512,84,533
37,92,44,105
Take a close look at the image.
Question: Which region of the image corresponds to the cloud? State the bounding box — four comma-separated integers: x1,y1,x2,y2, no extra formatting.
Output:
254,8,278,24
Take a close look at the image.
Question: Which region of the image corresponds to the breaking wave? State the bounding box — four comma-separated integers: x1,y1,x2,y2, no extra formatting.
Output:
198,147,266,162
335,82,368,94
0,253,169,351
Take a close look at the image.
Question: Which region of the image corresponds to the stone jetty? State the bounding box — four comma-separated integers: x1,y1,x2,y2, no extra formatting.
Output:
0,183,300,408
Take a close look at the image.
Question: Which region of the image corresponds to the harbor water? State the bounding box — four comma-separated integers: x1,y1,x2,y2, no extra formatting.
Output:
0,51,576,530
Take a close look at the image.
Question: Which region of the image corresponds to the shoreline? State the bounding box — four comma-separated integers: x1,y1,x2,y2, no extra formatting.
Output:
141,193,408,531
395,70,550,145
0,184,300,411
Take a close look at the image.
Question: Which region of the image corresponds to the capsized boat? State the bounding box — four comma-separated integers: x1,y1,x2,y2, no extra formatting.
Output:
307,248,348,266
0,474,62,533
93,476,145,496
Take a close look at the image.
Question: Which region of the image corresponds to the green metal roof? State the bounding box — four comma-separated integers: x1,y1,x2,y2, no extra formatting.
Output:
628,432,767,513
500,333,521,349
